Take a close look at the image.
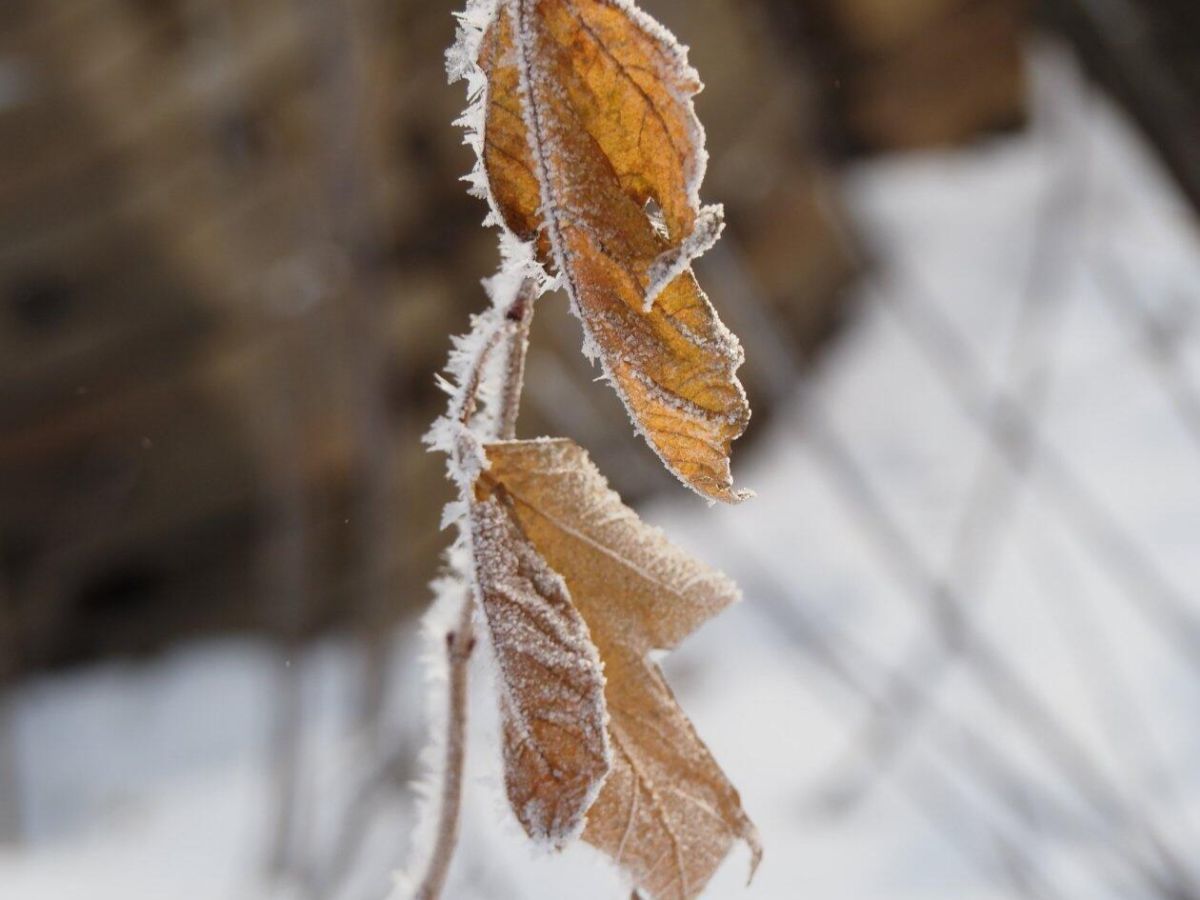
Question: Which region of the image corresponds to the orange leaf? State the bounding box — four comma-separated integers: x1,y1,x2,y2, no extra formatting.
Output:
477,438,761,899
469,494,610,845
475,1,751,503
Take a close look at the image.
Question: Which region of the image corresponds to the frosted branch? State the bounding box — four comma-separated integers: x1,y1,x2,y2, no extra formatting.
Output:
407,275,539,899
412,594,475,900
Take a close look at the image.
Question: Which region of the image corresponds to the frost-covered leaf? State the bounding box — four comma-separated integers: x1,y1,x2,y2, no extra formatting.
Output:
469,495,610,845
477,438,761,899
472,0,751,504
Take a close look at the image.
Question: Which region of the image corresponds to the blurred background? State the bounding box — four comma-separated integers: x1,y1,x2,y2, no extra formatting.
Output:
2,0,1200,897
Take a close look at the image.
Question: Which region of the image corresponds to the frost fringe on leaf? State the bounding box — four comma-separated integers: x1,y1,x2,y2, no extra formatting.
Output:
446,2,548,292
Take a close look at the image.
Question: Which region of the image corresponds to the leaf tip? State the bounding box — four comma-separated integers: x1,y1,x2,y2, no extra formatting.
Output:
694,480,755,507
745,821,764,883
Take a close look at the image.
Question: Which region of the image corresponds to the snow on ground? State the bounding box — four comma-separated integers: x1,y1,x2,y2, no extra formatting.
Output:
4,43,1200,900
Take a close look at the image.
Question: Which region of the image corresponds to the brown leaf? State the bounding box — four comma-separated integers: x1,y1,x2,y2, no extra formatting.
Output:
477,438,761,900
469,494,610,845
477,0,751,503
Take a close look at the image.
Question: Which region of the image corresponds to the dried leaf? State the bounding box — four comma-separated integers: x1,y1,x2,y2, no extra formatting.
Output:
469,493,610,846
477,438,761,899
477,0,751,503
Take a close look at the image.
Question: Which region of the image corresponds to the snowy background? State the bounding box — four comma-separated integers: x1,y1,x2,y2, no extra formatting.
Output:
4,44,1200,900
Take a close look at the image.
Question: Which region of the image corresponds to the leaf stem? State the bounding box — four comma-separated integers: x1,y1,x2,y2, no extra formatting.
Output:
414,592,475,900
496,280,537,440
456,279,537,435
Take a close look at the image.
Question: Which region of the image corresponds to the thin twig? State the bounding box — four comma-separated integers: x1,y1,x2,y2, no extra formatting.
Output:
304,0,399,744
1019,515,1197,849
0,693,17,846
414,594,476,900
1092,254,1200,456
455,284,537,435
497,283,537,441
313,738,415,899
0,576,19,846
252,337,319,882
